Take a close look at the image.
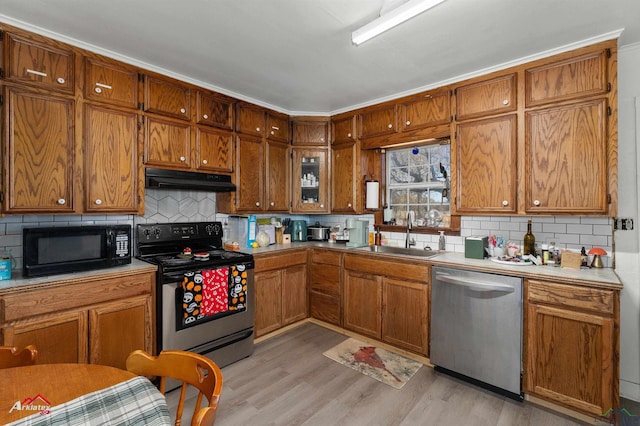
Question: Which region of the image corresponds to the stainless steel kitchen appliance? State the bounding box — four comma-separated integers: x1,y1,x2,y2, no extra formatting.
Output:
136,222,254,377
307,222,330,241
430,266,523,400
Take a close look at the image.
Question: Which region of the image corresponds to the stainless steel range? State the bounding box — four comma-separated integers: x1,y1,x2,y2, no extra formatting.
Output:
136,222,254,370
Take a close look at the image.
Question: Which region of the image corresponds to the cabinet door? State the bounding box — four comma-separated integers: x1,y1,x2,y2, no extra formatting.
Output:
401,91,451,131
332,142,357,213
236,135,264,211
525,99,607,214
254,270,282,337
265,140,289,211
6,32,75,93
455,73,517,121
291,148,329,213
84,104,140,213
144,75,190,120
359,105,397,139
292,119,329,145
144,116,191,169
266,113,290,142
455,114,517,214
1,310,88,364
196,91,234,129
84,57,138,108
343,270,382,339
526,303,614,416
382,278,428,355
525,49,609,107
5,87,75,213
196,127,234,173
88,295,152,370
282,265,308,325
309,263,341,325
236,104,266,137
332,115,356,144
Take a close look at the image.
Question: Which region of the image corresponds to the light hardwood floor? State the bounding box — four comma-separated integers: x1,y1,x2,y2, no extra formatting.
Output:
166,322,601,425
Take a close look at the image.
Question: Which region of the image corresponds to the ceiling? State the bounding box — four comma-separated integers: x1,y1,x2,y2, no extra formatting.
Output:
1,0,639,115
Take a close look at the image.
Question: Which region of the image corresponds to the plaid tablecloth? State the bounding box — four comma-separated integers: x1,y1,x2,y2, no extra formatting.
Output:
8,375,171,426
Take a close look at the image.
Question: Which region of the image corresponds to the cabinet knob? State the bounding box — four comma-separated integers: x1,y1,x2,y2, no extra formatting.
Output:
256,202,260,207
57,77,65,84
406,120,411,126
320,204,324,208
95,199,103,205
94,87,102,94
502,200,509,206
270,201,275,206
348,203,352,208
180,156,186,162
387,124,393,129
57,198,66,205
347,133,352,138
203,114,209,119
533,199,541,206
202,159,208,165
503,99,509,105
320,137,325,142
256,127,261,132
180,108,186,114
270,130,275,135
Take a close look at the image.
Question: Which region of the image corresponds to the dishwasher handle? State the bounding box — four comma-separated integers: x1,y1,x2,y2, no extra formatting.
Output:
435,273,515,293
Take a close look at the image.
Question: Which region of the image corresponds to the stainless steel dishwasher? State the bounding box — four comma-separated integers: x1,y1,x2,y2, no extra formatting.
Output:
430,266,523,400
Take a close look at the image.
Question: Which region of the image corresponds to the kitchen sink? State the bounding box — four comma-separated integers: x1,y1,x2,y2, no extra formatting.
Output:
368,245,442,258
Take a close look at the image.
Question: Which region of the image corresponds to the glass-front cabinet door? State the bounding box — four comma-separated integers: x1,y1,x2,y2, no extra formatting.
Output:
291,148,329,213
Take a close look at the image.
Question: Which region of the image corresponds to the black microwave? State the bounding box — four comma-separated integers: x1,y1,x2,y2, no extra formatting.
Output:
23,225,132,277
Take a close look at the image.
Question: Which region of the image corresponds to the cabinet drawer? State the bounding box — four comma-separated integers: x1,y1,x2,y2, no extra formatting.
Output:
527,280,614,315
455,73,517,120
84,57,138,108
525,49,609,107
144,75,191,120
311,250,341,266
254,251,307,272
196,91,234,130
344,254,429,283
359,105,398,139
309,264,340,294
7,33,75,93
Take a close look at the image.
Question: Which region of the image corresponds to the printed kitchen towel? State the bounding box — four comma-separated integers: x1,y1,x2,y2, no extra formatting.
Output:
229,264,247,311
201,267,230,315
182,271,204,325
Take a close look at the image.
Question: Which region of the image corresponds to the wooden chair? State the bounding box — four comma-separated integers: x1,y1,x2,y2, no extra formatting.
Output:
126,350,223,426
0,345,38,369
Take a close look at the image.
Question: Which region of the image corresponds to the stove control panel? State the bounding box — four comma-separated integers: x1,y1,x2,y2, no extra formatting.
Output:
137,222,223,243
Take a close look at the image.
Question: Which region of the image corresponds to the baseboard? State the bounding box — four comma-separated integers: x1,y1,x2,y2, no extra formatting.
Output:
621,379,640,402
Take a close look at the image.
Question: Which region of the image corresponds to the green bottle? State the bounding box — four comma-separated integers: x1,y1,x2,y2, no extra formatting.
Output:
523,220,536,256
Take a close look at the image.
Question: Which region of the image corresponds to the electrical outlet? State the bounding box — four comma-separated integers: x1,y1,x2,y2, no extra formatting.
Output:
614,218,634,230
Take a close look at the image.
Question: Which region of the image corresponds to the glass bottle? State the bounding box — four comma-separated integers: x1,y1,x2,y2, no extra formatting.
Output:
523,220,536,256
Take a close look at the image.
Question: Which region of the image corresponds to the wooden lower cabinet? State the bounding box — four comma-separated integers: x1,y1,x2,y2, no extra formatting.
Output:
254,252,308,337
525,279,618,417
309,250,342,326
343,253,429,356
0,269,155,368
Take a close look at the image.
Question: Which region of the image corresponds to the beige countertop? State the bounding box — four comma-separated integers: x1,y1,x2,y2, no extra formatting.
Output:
248,242,622,290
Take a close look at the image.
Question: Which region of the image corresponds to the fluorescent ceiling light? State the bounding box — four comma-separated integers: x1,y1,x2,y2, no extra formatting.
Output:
352,0,447,45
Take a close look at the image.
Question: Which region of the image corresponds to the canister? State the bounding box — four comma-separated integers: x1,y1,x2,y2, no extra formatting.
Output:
0,252,14,280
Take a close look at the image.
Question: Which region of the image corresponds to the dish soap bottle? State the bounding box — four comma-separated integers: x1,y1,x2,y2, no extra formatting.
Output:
523,220,536,256
438,231,446,251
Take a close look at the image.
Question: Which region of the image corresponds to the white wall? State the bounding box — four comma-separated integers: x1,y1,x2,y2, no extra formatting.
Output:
617,42,640,401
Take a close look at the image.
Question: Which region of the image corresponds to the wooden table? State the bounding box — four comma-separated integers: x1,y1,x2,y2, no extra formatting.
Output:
0,363,166,424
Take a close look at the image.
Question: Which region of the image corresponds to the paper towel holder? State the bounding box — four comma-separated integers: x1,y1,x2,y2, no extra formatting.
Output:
365,178,380,210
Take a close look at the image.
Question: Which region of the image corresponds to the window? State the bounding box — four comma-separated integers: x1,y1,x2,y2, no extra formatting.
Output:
386,141,450,227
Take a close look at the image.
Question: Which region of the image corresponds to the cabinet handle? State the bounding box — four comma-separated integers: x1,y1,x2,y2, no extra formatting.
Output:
180,108,186,114
95,82,112,90
95,199,103,205
26,68,47,77
502,200,509,206
57,77,65,84
203,114,209,119
256,202,260,207
388,124,393,129
406,120,411,126
256,127,261,132
503,99,509,105
180,156,186,162
57,198,66,205
533,199,541,206
271,126,280,130
202,159,208,165
270,201,275,206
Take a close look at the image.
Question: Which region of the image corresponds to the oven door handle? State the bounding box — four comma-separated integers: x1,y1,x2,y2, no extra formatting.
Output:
164,272,188,282
435,273,515,293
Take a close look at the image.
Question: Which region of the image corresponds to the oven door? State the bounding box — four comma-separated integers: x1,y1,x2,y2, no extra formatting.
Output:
161,266,255,352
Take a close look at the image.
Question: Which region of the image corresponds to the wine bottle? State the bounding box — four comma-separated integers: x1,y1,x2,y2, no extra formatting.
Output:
523,220,535,256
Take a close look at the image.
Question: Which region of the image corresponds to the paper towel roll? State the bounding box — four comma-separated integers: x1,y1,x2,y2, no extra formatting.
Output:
365,181,379,209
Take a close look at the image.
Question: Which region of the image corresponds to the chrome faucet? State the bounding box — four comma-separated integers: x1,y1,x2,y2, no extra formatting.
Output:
405,212,416,248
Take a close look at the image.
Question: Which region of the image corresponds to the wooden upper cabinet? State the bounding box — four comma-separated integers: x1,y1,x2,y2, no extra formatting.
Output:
235,135,264,211
196,91,234,130
84,57,138,109
291,119,329,145
291,147,330,213
455,73,517,121
401,91,451,131
195,127,233,173
236,104,266,137
359,105,398,139
5,32,75,94
5,87,75,213
266,113,290,142
332,142,358,213
525,49,609,107
332,115,357,144
525,99,608,214
84,104,140,213
265,140,290,211
144,116,191,169
455,115,517,214
143,75,190,120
